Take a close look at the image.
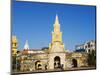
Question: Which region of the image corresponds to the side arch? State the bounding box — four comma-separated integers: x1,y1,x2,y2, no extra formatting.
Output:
72,59,77,67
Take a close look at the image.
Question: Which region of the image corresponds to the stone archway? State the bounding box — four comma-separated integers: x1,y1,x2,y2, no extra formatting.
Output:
54,56,61,69
72,59,77,67
35,61,42,70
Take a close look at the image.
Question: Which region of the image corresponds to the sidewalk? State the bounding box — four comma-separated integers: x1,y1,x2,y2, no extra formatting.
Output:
12,66,96,74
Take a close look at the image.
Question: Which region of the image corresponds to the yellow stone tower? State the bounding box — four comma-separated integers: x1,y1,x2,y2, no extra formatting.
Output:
49,14,65,53
48,15,66,70
12,36,18,55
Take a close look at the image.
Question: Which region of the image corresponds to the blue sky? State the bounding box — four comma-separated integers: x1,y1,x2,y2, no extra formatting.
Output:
12,1,96,51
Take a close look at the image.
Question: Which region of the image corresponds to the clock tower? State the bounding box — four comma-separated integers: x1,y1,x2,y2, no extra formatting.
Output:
48,14,66,70
49,14,65,53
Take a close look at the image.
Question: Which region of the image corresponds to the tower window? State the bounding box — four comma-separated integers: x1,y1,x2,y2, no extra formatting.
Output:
15,43,17,46
88,49,90,53
88,43,90,47
91,45,93,47
85,46,87,48
12,50,14,53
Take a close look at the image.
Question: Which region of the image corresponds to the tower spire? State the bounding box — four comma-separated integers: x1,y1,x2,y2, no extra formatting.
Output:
24,40,29,50
51,14,62,43
54,14,60,33
49,14,65,53
54,14,60,25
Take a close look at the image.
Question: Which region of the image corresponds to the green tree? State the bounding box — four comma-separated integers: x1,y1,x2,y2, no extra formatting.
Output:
87,50,96,67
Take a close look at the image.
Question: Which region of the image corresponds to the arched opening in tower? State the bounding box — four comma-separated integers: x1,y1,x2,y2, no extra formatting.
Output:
72,59,77,67
54,56,61,69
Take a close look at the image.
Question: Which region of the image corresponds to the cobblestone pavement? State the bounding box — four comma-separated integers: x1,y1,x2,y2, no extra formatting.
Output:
12,66,96,74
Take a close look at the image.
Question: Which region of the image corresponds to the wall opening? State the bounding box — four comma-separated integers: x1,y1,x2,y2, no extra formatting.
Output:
72,59,77,67
35,61,42,70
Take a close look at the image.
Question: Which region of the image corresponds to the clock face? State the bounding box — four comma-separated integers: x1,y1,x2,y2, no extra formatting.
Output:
56,34,58,38
52,42,62,52
55,34,60,40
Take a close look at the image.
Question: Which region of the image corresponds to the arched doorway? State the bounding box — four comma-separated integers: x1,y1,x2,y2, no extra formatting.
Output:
72,59,77,67
54,56,61,69
35,61,42,70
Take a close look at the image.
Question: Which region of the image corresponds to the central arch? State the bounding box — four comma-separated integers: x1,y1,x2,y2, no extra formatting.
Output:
54,56,61,69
